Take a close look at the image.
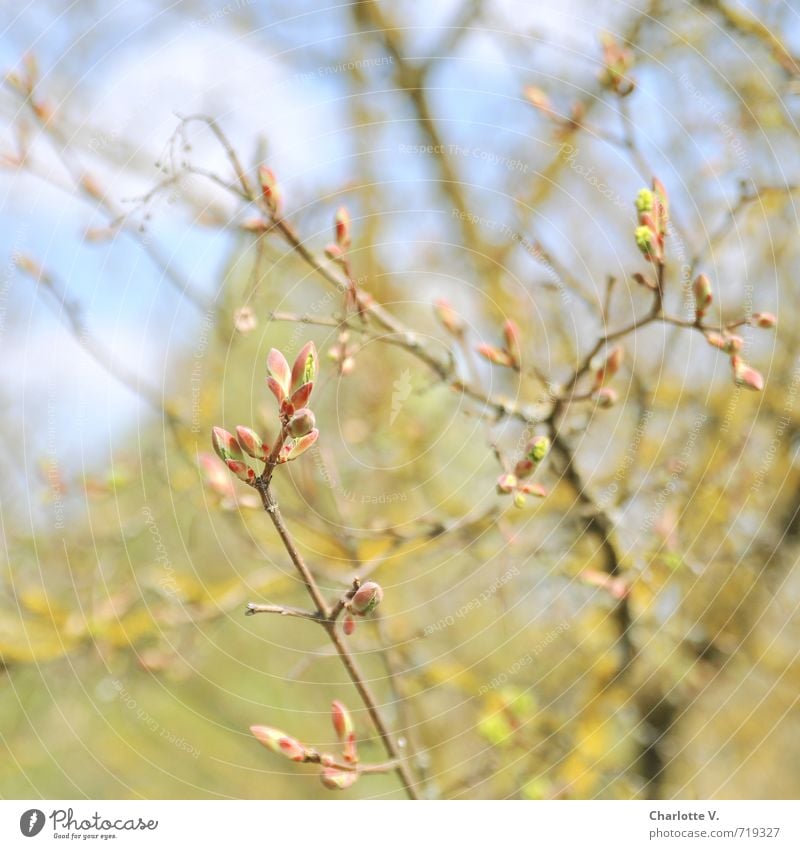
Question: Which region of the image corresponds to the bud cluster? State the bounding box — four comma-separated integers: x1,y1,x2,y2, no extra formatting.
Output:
477,318,522,370
250,700,364,792
590,345,624,408
211,341,320,484
342,580,384,636
695,276,776,392
634,178,669,263
599,34,635,96
496,436,550,509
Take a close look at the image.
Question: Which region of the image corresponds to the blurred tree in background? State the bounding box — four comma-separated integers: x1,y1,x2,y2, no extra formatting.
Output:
1,0,799,799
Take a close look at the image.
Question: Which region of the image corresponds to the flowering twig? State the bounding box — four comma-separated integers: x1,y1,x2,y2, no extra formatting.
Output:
211,342,418,798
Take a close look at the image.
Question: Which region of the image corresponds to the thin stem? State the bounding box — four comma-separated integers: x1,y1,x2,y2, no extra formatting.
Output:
250,467,419,799
244,603,322,622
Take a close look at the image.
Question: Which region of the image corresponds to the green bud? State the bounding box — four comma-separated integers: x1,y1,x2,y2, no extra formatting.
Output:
635,188,653,213
527,436,551,463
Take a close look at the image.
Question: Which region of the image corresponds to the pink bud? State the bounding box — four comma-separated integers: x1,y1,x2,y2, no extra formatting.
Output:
240,217,269,234
257,166,282,214
291,341,318,392
693,274,713,317
731,356,764,391
343,615,356,636
523,86,552,114
320,767,358,791
335,206,351,250
705,332,727,350
235,426,269,461
502,319,521,367
496,472,518,494
752,312,777,329
477,343,515,368
331,701,358,763
331,700,354,741
325,243,344,261
652,177,669,234
267,348,291,397
198,453,236,499
519,481,547,497
285,428,319,460
212,427,244,462
581,570,629,600
250,725,307,761
434,298,464,336
349,581,383,616
266,376,286,405
591,387,618,408
233,306,257,335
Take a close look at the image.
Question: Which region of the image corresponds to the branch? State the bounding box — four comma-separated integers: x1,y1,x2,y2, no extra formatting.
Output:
246,429,419,799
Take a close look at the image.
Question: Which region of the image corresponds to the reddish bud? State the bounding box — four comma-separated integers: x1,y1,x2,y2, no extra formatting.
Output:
752,312,777,329
250,725,307,761
731,356,764,391
343,615,356,636
287,408,316,438
289,382,314,411
266,376,286,405
235,426,269,461
226,459,256,483
320,767,358,791
596,346,624,386
257,166,282,214
434,298,464,336
514,458,535,479
267,348,291,396
291,341,318,392
349,581,383,616
212,427,244,463
335,206,351,250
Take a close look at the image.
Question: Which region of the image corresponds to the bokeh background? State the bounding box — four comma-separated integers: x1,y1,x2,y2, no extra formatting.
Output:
1,0,799,799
